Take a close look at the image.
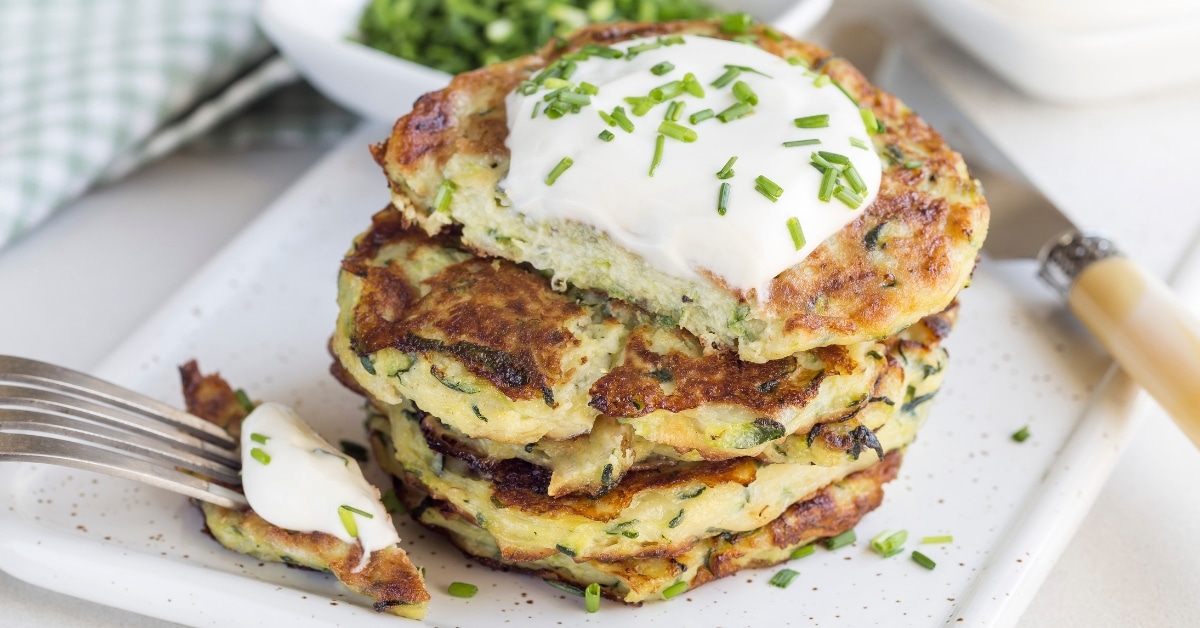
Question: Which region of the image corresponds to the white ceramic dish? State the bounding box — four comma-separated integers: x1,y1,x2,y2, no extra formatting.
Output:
0,116,1175,625
913,0,1200,104
258,0,833,122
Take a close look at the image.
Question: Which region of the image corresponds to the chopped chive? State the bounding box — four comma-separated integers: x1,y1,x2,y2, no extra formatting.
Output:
545,157,573,186
818,166,838,202
337,505,358,537
682,72,705,97
861,107,880,135
732,80,758,105
250,432,268,445
787,217,806,250
720,12,753,34
661,581,688,599
754,175,783,200
834,185,864,209
825,529,857,550
790,544,815,560
340,504,374,518
922,535,954,545
717,182,731,215
650,61,675,76
234,389,254,413
626,40,662,58
250,447,270,466
556,91,590,106
339,439,368,462
711,67,741,88
544,100,570,118
689,108,715,124
434,179,456,213
754,183,778,202
542,87,567,102
725,64,772,78
582,44,622,59
598,129,615,142
794,114,829,128
870,530,908,558
1012,426,1031,442
843,164,868,195
787,55,807,66
813,74,831,88
650,80,685,102
904,160,925,169
783,139,821,147
598,110,615,126
850,137,869,150
448,582,478,598
768,568,799,588
578,82,599,95
628,96,655,116
560,60,577,80
585,582,601,613
649,134,665,176
811,151,838,171
545,579,585,596
663,35,686,46
543,77,571,90
717,102,754,122
517,81,538,95
665,100,684,122
658,120,697,142
912,550,937,570
716,156,737,179
817,150,850,165
610,106,634,132
381,489,404,514
531,102,541,118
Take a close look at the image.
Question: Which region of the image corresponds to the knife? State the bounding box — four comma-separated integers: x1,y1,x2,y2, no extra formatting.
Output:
876,48,1200,447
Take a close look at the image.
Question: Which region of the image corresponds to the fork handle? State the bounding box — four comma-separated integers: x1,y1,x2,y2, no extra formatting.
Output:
1067,256,1200,447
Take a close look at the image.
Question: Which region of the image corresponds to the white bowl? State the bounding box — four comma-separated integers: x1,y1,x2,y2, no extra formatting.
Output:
259,0,832,123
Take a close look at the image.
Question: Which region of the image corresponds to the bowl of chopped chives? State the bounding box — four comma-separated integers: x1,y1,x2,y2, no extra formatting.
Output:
258,0,832,123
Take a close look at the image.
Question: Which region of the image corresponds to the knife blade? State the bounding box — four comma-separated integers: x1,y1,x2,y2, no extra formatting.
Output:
876,46,1200,447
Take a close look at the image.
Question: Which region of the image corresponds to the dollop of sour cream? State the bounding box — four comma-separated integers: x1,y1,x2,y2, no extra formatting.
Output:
240,402,399,571
503,35,883,294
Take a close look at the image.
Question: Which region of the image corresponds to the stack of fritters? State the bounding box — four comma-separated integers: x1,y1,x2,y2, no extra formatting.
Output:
331,20,986,605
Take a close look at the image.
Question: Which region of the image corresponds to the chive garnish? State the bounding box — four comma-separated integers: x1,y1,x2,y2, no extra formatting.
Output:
682,72,705,97
869,530,908,558
627,96,655,116
719,12,753,34
650,80,685,102
861,107,880,135
843,164,868,195
754,175,783,201
661,581,688,599
904,160,925,169
786,56,807,67
825,529,857,550
787,217,806,250
649,134,665,176
578,81,599,96
689,108,714,124
582,43,622,59
663,35,686,46
234,389,254,412
250,447,270,465
817,150,850,165
598,129,615,142
726,64,772,77
337,505,359,538
716,156,737,179
610,106,634,132
250,433,268,445
585,582,601,613
650,61,674,76
768,569,799,588
434,179,456,213
1012,426,1031,442
717,102,754,122
732,80,758,105
912,551,937,570
790,544,815,560
922,535,953,545
545,579,585,596
818,166,838,202
711,67,740,88
560,60,577,80
658,120,697,142
850,137,869,150
626,40,662,58
813,74,831,88
556,91,590,106
543,77,570,90
545,157,573,185
783,139,821,147
794,114,829,128
811,151,838,171
834,185,864,209
717,182,731,215
665,100,684,122
598,110,615,126
448,582,478,598
531,102,541,119
341,504,374,518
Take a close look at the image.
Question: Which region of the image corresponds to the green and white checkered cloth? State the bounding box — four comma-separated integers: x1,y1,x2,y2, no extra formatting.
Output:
0,0,356,250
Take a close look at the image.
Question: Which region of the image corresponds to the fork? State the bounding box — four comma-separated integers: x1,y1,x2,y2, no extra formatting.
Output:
0,355,247,508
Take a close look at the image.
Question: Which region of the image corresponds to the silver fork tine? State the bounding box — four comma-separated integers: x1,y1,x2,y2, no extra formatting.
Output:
0,432,247,509
0,408,241,485
0,355,236,449
0,385,239,466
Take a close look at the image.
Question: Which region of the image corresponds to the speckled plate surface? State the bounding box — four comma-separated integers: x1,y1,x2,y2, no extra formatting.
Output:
0,124,1149,627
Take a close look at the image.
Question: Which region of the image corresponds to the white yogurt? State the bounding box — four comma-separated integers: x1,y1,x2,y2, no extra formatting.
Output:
503,35,882,295
239,402,399,571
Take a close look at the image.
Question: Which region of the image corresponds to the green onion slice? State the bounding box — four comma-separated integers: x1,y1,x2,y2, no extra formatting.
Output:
434,179,456,213
448,582,478,598
716,156,737,179
598,110,616,126
834,185,864,209
783,139,820,147
650,61,675,76
711,67,740,88
689,108,714,124
545,157,574,185
658,120,697,142
250,447,270,466
861,107,880,135
1012,426,1031,442
250,433,268,445
794,114,829,128
544,579,585,596
682,72,705,97
719,12,753,34
234,389,254,412
717,102,754,122
922,535,954,545
869,530,908,558
610,106,634,132
813,74,831,88
662,581,688,599
912,550,937,570
790,544,815,560
768,568,799,588
817,150,850,165
598,129,615,142
578,81,599,95
717,182,731,216
665,100,684,122
732,80,758,105
650,80,685,102
754,175,783,200
585,582,601,613
850,137,869,150
818,166,838,202
787,217,806,250
649,134,665,176
337,505,359,538
825,529,856,550
843,164,868,195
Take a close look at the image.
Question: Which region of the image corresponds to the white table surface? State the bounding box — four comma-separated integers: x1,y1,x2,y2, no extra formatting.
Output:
4,6,1200,628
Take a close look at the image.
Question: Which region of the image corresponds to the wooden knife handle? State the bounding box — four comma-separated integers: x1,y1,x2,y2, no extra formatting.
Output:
1068,256,1200,446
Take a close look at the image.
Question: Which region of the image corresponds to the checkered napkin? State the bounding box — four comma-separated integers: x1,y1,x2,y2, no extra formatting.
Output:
0,0,353,251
